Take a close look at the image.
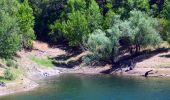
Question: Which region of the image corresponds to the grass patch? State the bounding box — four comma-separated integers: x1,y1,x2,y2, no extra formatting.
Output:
30,56,54,68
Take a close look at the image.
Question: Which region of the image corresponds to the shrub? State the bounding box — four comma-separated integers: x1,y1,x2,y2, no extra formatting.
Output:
85,29,113,61
4,69,16,80
6,59,18,68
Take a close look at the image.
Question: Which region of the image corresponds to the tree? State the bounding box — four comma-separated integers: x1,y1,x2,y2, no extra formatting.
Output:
103,10,115,29
86,0,103,31
159,0,170,43
128,10,161,52
160,0,170,20
62,11,89,46
18,0,35,49
0,0,21,58
28,0,67,41
51,0,103,46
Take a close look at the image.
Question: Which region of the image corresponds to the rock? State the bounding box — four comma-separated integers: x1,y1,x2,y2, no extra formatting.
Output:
43,72,49,77
0,82,6,87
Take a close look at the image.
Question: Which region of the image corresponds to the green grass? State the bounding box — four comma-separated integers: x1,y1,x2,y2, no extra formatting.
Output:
30,56,54,68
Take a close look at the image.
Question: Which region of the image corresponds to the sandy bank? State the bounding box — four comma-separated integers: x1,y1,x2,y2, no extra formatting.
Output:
0,78,38,96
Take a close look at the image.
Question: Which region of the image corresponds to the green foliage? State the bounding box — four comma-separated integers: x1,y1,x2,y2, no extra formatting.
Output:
68,0,86,12
0,0,21,58
62,11,89,46
18,0,35,49
161,0,170,20
128,10,161,50
4,68,17,80
6,59,18,68
51,0,103,46
85,29,113,61
103,10,116,29
86,0,103,31
28,0,67,40
128,0,150,13
49,21,64,42
158,19,170,42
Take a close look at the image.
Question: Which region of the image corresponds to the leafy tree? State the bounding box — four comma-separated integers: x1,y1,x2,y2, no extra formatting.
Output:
158,19,170,42
127,0,150,13
103,10,115,29
28,0,67,41
128,10,161,52
62,11,89,46
0,0,21,58
160,0,170,20
51,0,103,46
67,0,86,12
18,0,35,49
86,0,103,31
158,0,170,43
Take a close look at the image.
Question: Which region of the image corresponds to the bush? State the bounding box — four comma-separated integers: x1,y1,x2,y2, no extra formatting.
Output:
85,29,113,61
17,0,35,49
6,59,18,68
4,69,17,80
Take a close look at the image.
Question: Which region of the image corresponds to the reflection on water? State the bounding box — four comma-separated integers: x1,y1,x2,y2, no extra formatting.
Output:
1,74,170,100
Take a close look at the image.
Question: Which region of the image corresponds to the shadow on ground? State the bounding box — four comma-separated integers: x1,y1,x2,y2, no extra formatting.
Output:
100,48,170,74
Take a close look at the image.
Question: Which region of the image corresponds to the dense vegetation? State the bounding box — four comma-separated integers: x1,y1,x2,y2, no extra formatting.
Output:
0,0,170,64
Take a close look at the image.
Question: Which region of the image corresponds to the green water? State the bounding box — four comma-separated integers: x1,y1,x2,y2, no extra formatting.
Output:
1,74,170,100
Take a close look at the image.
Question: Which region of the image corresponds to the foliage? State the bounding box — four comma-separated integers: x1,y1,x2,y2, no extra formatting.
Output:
85,29,113,61
103,10,116,29
0,0,21,58
18,0,35,49
62,11,89,46
86,0,103,31
128,10,161,51
28,0,67,40
160,0,170,20
4,68,17,80
67,0,86,12
158,19,170,42
6,59,18,68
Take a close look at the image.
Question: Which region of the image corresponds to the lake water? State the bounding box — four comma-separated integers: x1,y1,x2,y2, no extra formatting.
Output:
1,74,170,100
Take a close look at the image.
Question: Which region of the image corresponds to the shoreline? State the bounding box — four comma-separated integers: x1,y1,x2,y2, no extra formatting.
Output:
0,78,39,97
1,66,170,97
